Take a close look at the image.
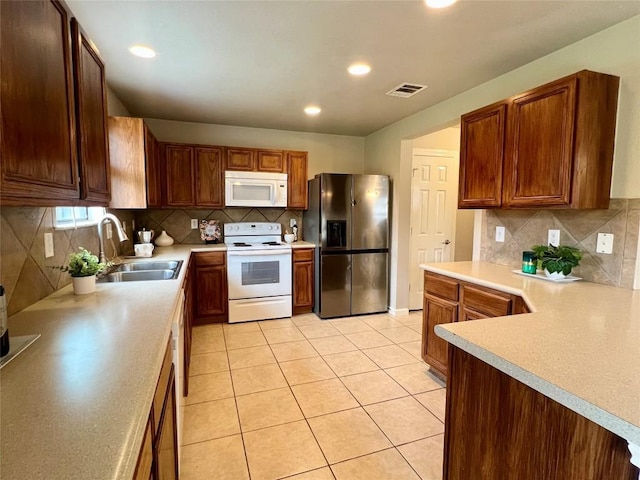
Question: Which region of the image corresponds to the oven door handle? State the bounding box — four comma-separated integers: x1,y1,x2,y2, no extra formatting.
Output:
227,249,291,256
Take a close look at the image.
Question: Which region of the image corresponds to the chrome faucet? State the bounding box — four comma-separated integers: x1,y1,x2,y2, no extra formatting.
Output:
97,213,129,264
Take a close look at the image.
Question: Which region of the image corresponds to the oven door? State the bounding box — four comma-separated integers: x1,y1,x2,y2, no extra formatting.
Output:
227,249,292,299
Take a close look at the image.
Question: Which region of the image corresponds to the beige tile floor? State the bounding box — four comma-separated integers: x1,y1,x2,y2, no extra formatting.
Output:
181,311,445,480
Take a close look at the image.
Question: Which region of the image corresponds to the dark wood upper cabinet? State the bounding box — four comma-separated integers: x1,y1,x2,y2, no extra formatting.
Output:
458,102,506,208
225,148,255,171
286,151,309,209
1,0,80,205
71,18,110,205
459,70,619,210
195,147,224,207
165,144,195,206
256,150,285,172
145,124,163,207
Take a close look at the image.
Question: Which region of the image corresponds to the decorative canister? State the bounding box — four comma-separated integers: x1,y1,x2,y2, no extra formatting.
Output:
522,251,537,274
155,230,175,247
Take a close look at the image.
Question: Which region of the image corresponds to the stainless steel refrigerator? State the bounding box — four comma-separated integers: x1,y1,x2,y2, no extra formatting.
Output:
303,174,390,319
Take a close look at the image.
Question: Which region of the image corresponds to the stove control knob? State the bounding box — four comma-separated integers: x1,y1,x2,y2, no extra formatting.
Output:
268,225,273,230
234,226,239,231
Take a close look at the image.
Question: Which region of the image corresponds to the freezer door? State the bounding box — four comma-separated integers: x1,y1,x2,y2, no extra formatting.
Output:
352,175,389,250
321,174,351,250
351,252,388,315
320,254,351,318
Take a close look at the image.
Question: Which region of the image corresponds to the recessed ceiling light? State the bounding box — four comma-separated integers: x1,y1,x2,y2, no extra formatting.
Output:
425,0,457,8
128,45,156,58
304,106,321,116
348,63,371,76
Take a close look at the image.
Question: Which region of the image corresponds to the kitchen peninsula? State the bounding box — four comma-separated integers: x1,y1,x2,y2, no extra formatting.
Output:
421,261,639,479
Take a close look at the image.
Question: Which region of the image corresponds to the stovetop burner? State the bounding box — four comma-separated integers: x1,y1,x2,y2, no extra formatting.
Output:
233,242,251,247
262,241,281,246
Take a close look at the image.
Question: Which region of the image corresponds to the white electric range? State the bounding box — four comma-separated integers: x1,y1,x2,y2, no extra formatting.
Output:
224,222,292,323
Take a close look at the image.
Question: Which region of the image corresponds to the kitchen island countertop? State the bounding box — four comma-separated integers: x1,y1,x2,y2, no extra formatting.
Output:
420,261,640,445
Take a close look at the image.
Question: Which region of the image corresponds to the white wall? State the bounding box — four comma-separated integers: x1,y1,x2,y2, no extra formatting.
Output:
364,16,640,312
106,86,131,116
144,119,365,179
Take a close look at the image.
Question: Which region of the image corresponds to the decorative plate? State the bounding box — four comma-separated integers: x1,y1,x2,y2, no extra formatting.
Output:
511,270,582,283
200,220,221,244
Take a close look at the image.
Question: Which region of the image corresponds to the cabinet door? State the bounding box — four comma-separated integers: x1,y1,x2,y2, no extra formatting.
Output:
1,0,79,205
503,77,577,207
145,126,162,207
257,150,285,172
293,252,314,314
195,266,228,320
458,102,506,208
133,415,153,480
165,144,195,206
226,148,255,171
422,293,458,376
286,151,308,209
156,368,178,480
71,19,110,205
195,147,224,207
460,308,489,322
183,260,193,396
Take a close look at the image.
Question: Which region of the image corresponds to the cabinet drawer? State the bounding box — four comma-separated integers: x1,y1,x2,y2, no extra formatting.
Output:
153,337,173,435
293,248,313,262
424,271,459,302
461,285,512,317
195,251,226,266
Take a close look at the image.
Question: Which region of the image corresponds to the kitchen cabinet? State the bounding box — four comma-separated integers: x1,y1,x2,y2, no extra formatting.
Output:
194,252,228,324
422,271,522,378
225,148,255,171
1,0,109,206
183,257,194,396
70,18,111,204
458,70,619,209
135,337,178,480
286,151,309,210
225,147,286,173
108,117,161,208
293,248,314,314
444,347,637,480
165,144,195,207
195,147,225,207
257,150,285,172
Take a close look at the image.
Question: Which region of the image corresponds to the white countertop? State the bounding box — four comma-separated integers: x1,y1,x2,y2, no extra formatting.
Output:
0,245,213,480
421,261,640,445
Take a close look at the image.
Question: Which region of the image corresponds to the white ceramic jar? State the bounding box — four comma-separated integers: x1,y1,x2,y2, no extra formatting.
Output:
155,230,174,246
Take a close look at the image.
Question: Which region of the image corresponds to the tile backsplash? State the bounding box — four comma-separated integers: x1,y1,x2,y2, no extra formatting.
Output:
135,208,303,245
480,199,640,288
0,207,135,315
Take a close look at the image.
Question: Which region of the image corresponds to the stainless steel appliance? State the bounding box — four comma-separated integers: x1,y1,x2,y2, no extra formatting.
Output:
303,174,390,318
225,171,287,207
224,222,292,323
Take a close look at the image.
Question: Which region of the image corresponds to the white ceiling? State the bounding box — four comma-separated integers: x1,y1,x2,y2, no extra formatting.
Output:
67,1,640,137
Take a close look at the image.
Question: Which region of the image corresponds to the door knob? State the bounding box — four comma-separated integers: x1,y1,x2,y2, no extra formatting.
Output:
442,239,451,245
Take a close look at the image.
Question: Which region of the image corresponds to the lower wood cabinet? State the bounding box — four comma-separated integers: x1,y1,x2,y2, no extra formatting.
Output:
293,248,314,314
444,347,638,479
133,415,153,480
422,271,526,378
194,252,228,324
183,257,194,396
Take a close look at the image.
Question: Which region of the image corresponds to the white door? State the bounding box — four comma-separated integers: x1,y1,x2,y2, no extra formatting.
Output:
409,149,459,310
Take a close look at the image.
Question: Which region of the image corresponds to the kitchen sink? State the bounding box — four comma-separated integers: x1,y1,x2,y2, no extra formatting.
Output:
99,259,183,282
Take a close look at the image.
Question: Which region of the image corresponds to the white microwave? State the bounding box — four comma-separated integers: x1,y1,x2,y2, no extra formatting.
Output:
225,171,288,207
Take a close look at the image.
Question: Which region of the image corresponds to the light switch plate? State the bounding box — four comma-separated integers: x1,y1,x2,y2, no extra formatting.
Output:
44,232,54,258
191,219,199,229
548,229,560,247
495,226,505,242
596,233,614,254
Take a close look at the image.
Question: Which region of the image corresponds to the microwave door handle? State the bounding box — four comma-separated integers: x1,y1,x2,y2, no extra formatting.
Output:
228,249,291,256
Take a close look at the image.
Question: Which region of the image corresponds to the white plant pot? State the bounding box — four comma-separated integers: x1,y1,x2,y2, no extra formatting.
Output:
72,275,96,295
544,269,567,281
155,230,174,247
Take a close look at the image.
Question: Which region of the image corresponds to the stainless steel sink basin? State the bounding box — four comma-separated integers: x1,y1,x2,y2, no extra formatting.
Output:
99,259,183,282
110,261,181,272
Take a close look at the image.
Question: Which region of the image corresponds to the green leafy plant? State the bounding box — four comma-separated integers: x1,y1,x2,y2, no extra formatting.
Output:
531,244,582,275
52,247,109,277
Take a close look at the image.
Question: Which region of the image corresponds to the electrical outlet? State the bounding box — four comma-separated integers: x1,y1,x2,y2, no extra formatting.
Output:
596,233,614,254
44,232,54,258
191,219,199,229
548,229,560,246
495,226,505,242
106,222,112,239
290,218,297,228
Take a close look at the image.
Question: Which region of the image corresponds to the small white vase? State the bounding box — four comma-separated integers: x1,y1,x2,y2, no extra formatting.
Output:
544,269,567,281
72,275,96,295
155,230,174,247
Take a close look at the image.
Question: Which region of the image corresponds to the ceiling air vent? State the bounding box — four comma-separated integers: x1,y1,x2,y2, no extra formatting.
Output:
386,83,428,98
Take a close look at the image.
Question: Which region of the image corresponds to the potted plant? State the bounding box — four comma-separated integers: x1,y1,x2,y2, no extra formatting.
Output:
531,244,582,279
53,247,110,294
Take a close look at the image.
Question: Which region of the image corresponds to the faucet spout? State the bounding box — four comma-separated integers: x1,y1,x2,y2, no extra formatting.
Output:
97,213,129,264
